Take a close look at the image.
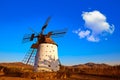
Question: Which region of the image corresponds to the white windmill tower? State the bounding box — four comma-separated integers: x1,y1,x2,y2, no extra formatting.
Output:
22,17,67,72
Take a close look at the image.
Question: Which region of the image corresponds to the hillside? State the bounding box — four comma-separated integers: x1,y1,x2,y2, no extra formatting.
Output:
0,62,120,80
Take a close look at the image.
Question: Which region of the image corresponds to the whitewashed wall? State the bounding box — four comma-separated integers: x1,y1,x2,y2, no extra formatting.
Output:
34,43,60,72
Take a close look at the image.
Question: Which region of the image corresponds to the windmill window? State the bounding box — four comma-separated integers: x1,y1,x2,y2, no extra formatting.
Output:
47,45,48,47
44,60,45,62
48,65,51,67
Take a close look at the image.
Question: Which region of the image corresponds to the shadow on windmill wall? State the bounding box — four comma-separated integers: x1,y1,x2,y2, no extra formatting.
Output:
34,55,60,72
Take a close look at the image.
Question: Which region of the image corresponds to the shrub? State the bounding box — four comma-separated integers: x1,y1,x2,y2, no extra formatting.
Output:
3,67,23,77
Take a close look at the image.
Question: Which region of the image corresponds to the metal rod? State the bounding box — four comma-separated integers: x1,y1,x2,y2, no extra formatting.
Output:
26,49,35,64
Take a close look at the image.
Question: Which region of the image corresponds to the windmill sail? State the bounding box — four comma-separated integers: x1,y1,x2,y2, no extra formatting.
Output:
51,28,68,38
22,33,38,43
41,16,51,34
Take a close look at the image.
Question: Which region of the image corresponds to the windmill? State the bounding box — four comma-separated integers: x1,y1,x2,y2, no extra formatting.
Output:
22,17,67,72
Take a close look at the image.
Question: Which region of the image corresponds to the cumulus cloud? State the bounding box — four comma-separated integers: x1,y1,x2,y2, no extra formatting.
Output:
78,30,90,38
87,35,99,42
73,10,115,42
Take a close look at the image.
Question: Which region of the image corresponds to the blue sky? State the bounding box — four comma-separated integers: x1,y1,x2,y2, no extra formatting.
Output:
0,0,120,65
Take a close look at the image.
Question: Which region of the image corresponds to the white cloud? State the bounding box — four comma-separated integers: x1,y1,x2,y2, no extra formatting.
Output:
82,10,114,34
73,10,115,42
72,28,81,34
78,30,90,38
87,35,99,42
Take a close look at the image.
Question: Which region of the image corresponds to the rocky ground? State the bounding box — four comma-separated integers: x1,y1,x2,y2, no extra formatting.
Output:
0,62,120,80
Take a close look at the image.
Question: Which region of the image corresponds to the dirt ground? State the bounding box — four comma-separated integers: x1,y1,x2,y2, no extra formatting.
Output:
0,62,120,80
0,74,119,80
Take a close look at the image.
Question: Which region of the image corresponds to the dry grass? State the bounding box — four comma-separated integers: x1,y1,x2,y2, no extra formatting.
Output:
0,62,120,80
